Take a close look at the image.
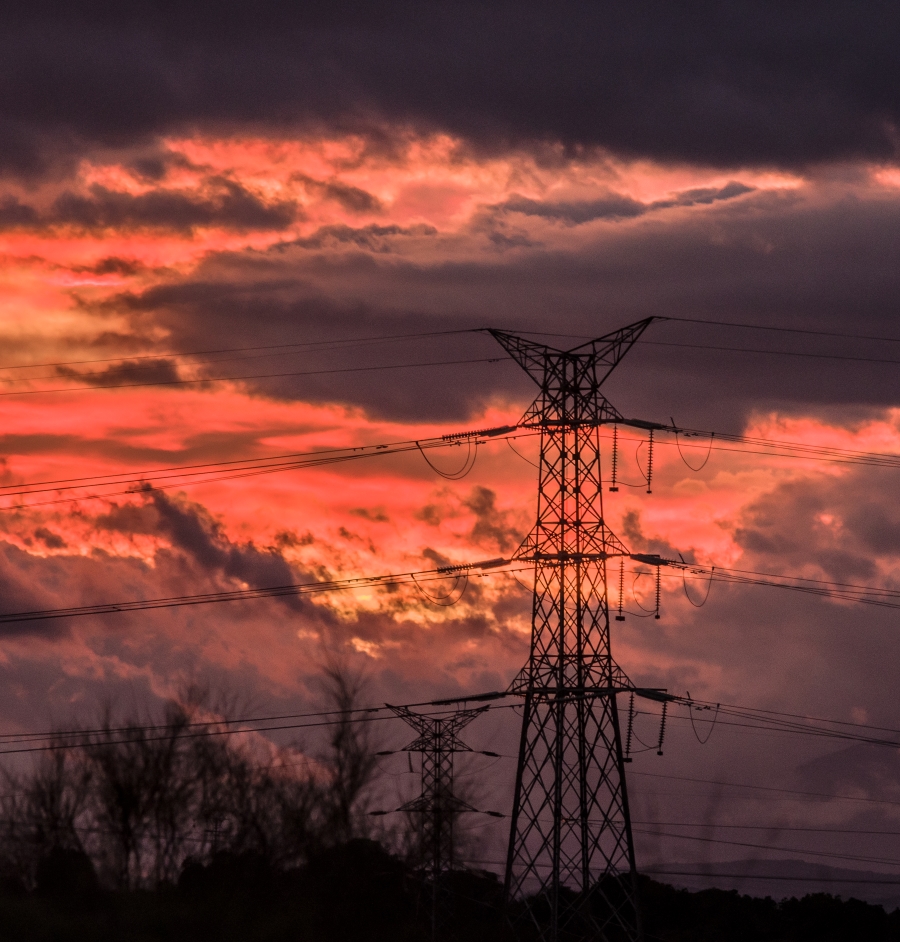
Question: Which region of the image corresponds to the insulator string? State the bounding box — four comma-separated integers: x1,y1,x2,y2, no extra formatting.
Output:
657,701,668,756
610,423,619,492
655,564,662,620
646,429,654,494
625,693,635,760
616,559,626,621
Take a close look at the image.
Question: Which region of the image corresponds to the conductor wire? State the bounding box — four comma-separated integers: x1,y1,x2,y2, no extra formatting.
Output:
675,429,714,472
507,437,540,469
687,698,720,745
411,572,468,606
683,566,714,607
416,439,477,480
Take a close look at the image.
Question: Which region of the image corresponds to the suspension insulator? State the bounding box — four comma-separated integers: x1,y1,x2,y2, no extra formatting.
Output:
656,701,668,756
610,424,619,492
646,429,654,494
654,564,661,620
616,558,626,621
625,693,634,762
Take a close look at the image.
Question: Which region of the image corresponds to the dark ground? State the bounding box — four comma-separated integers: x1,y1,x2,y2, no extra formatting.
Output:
3,839,898,942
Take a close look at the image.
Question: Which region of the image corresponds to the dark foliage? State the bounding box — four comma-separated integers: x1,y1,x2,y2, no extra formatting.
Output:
640,876,900,942
0,858,895,941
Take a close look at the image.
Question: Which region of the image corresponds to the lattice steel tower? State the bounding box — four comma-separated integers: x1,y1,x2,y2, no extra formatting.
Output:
489,320,655,942
388,704,489,940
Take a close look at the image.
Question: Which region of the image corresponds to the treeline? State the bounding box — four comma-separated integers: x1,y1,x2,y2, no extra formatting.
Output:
0,680,897,941
0,669,382,894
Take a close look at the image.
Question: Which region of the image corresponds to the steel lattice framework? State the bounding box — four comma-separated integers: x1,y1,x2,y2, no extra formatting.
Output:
390,704,488,880
489,319,654,942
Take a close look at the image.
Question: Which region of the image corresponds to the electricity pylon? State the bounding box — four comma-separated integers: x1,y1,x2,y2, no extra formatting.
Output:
489,320,657,942
389,704,490,940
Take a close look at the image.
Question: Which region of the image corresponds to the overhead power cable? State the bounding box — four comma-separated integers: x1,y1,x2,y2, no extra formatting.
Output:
631,826,900,869
630,769,900,807
4,419,898,515
0,328,482,374
636,556,900,614
639,339,900,367
0,699,519,758
642,870,900,886
631,706,900,750
664,316,900,346
610,427,900,472
0,424,528,510
0,557,520,626
0,355,508,398
464,858,900,884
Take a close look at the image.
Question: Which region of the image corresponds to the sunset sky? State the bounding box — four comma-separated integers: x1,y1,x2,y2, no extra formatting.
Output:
2,0,900,891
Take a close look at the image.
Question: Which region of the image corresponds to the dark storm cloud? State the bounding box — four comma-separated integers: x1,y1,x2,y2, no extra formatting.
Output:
496,182,754,226
144,490,306,594
0,491,319,635
1,2,900,176
731,467,900,583
0,540,142,638
289,223,437,251
0,182,298,233
95,183,900,428
294,176,383,215
55,358,182,387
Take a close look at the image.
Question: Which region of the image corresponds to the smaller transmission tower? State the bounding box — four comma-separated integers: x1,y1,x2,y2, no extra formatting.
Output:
390,704,489,939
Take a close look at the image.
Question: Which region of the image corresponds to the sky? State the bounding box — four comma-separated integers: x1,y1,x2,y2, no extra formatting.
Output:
2,0,900,895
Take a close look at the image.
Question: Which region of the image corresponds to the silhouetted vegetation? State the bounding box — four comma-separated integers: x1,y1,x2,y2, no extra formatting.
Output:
0,687,897,940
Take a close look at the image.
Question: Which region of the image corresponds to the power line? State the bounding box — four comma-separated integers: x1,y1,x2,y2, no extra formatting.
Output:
640,339,900,367
631,707,900,750
0,355,508,398
0,419,896,514
634,821,900,836
642,870,900,885
463,860,900,886
630,770,900,807
0,328,481,374
0,696,516,757
632,826,900,870
607,427,900,472
664,316,900,346
0,557,523,625
0,427,531,510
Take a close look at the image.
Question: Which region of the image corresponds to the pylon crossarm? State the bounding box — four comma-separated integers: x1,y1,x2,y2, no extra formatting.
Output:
515,550,631,564
566,317,657,382
486,330,561,382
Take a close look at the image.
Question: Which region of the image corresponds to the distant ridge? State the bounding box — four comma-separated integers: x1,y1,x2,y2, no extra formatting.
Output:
643,859,900,910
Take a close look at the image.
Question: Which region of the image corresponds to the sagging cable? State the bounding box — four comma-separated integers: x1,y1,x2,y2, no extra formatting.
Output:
417,439,477,480
683,566,714,607
686,696,720,745
411,572,468,606
675,427,714,472
630,570,661,618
